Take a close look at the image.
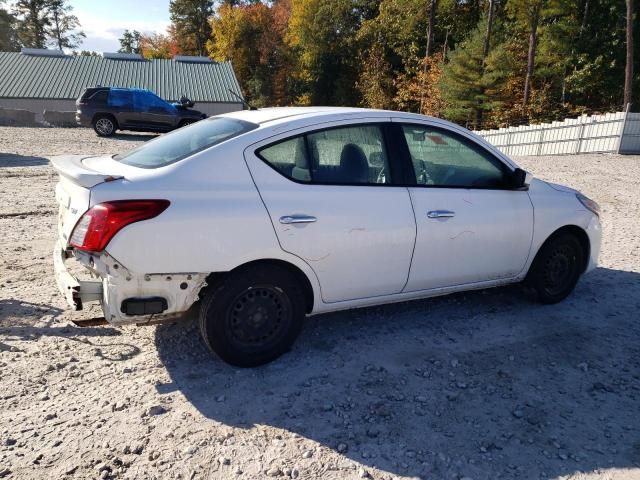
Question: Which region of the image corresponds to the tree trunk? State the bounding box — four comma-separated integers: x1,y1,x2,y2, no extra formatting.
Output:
53,11,62,50
624,0,634,108
563,0,589,105
442,27,449,58
523,5,540,107
481,0,495,70
476,0,495,130
425,0,438,58
419,0,438,113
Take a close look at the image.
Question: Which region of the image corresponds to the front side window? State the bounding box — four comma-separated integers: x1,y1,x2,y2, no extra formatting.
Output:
258,125,391,185
402,124,509,188
134,90,175,113
114,117,258,168
108,89,133,109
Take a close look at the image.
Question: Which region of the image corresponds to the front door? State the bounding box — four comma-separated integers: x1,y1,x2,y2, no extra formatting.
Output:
244,121,416,303
134,91,176,130
396,122,534,292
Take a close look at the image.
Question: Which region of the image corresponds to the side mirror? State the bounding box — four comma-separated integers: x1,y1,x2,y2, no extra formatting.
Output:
511,168,531,189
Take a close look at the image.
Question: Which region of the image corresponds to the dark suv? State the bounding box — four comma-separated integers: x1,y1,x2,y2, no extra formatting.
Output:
76,87,207,136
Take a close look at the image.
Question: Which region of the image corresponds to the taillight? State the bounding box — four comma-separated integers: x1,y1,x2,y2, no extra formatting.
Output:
70,200,170,252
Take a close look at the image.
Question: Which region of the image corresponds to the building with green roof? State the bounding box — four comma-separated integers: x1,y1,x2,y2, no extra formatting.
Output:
0,49,244,121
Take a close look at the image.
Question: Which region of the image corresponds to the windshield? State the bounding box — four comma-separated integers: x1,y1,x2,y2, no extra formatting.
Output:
114,117,258,168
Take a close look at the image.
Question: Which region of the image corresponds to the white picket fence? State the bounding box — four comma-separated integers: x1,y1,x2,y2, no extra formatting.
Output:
476,111,640,156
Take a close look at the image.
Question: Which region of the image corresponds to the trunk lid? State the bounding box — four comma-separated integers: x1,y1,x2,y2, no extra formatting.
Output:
50,155,125,247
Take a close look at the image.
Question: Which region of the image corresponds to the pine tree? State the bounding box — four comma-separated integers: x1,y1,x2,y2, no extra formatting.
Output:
440,20,505,128
169,0,213,56
118,30,142,54
13,0,50,48
47,0,84,50
0,2,20,51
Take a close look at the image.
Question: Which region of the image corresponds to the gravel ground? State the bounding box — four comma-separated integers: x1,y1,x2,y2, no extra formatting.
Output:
0,126,639,480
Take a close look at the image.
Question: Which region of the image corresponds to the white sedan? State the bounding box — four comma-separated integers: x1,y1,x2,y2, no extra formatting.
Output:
52,107,602,366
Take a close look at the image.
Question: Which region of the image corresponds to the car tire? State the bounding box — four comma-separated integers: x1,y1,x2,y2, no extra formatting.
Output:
198,264,305,367
93,115,116,137
178,119,196,128
526,233,585,304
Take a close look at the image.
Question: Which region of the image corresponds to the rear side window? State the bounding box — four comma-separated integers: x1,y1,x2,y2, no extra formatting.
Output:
259,137,309,181
258,125,391,185
114,117,258,168
90,90,108,104
108,89,133,109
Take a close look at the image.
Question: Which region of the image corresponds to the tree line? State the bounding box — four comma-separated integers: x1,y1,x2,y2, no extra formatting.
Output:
1,0,636,129
204,0,637,129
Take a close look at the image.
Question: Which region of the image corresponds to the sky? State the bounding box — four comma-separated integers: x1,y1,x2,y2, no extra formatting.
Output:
69,0,171,52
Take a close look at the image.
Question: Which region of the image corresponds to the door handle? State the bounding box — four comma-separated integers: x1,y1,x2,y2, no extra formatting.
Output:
427,210,455,219
279,215,317,224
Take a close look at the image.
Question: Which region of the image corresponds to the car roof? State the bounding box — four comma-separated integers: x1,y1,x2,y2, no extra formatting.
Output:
216,106,518,169
220,107,393,125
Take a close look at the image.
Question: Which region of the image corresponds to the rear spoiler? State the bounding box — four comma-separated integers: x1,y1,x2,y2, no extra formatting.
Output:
49,155,124,188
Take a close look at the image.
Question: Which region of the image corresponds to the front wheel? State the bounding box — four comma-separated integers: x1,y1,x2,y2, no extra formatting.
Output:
526,233,585,304
198,265,305,367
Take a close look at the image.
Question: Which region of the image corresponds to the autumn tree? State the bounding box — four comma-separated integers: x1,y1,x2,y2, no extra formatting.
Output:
140,32,180,59
209,2,280,105
170,0,214,56
47,0,84,50
396,52,446,116
287,0,379,105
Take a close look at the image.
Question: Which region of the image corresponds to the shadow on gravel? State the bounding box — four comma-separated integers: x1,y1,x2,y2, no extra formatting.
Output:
0,299,121,339
154,267,640,479
0,153,49,167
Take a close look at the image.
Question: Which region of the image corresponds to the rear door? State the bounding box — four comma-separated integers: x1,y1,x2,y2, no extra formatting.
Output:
244,120,417,303
107,89,137,127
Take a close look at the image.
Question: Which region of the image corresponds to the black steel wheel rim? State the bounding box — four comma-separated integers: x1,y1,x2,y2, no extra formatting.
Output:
542,244,577,296
225,286,292,352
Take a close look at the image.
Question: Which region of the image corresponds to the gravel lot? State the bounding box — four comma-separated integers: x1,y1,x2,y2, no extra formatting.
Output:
1,126,639,480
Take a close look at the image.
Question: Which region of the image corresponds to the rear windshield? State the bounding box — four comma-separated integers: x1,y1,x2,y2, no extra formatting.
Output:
114,117,258,168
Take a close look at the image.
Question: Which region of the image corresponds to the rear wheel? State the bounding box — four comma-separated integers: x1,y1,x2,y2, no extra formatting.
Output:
178,119,196,128
526,233,584,304
93,115,116,136
199,265,305,367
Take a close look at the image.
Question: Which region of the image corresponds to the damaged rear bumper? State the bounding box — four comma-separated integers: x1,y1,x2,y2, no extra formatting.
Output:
53,241,102,310
53,241,207,325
